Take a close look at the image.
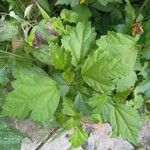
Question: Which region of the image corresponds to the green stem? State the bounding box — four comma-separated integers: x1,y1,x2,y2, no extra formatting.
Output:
0,56,9,58
0,50,26,59
0,12,9,16
139,0,148,14
0,3,5,11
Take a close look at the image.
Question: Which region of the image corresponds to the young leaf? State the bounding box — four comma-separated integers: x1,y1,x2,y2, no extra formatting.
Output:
60,9,78,23
88,94,107,113
110,104,140,144
69,127,88,148
62,97,76,116
2,67,60,122
82,32,137,93
64,118,81,129
0,120,24,150
62,21,96,66
50,44,71,70
55,112,69,125
63,69,75,84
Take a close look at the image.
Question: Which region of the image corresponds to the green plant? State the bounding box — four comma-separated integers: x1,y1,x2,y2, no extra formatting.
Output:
0,120,24,150
0,0,150,149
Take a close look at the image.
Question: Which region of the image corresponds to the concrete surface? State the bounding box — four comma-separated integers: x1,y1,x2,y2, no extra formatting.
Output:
8,119,150,150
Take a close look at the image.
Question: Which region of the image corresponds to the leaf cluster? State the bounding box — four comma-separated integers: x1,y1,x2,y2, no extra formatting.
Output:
0,0,150,148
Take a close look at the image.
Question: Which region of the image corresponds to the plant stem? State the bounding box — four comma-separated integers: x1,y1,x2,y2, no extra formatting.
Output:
0,4,5,11
139,0,148,14
0,50,26,59
0,12,9,16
